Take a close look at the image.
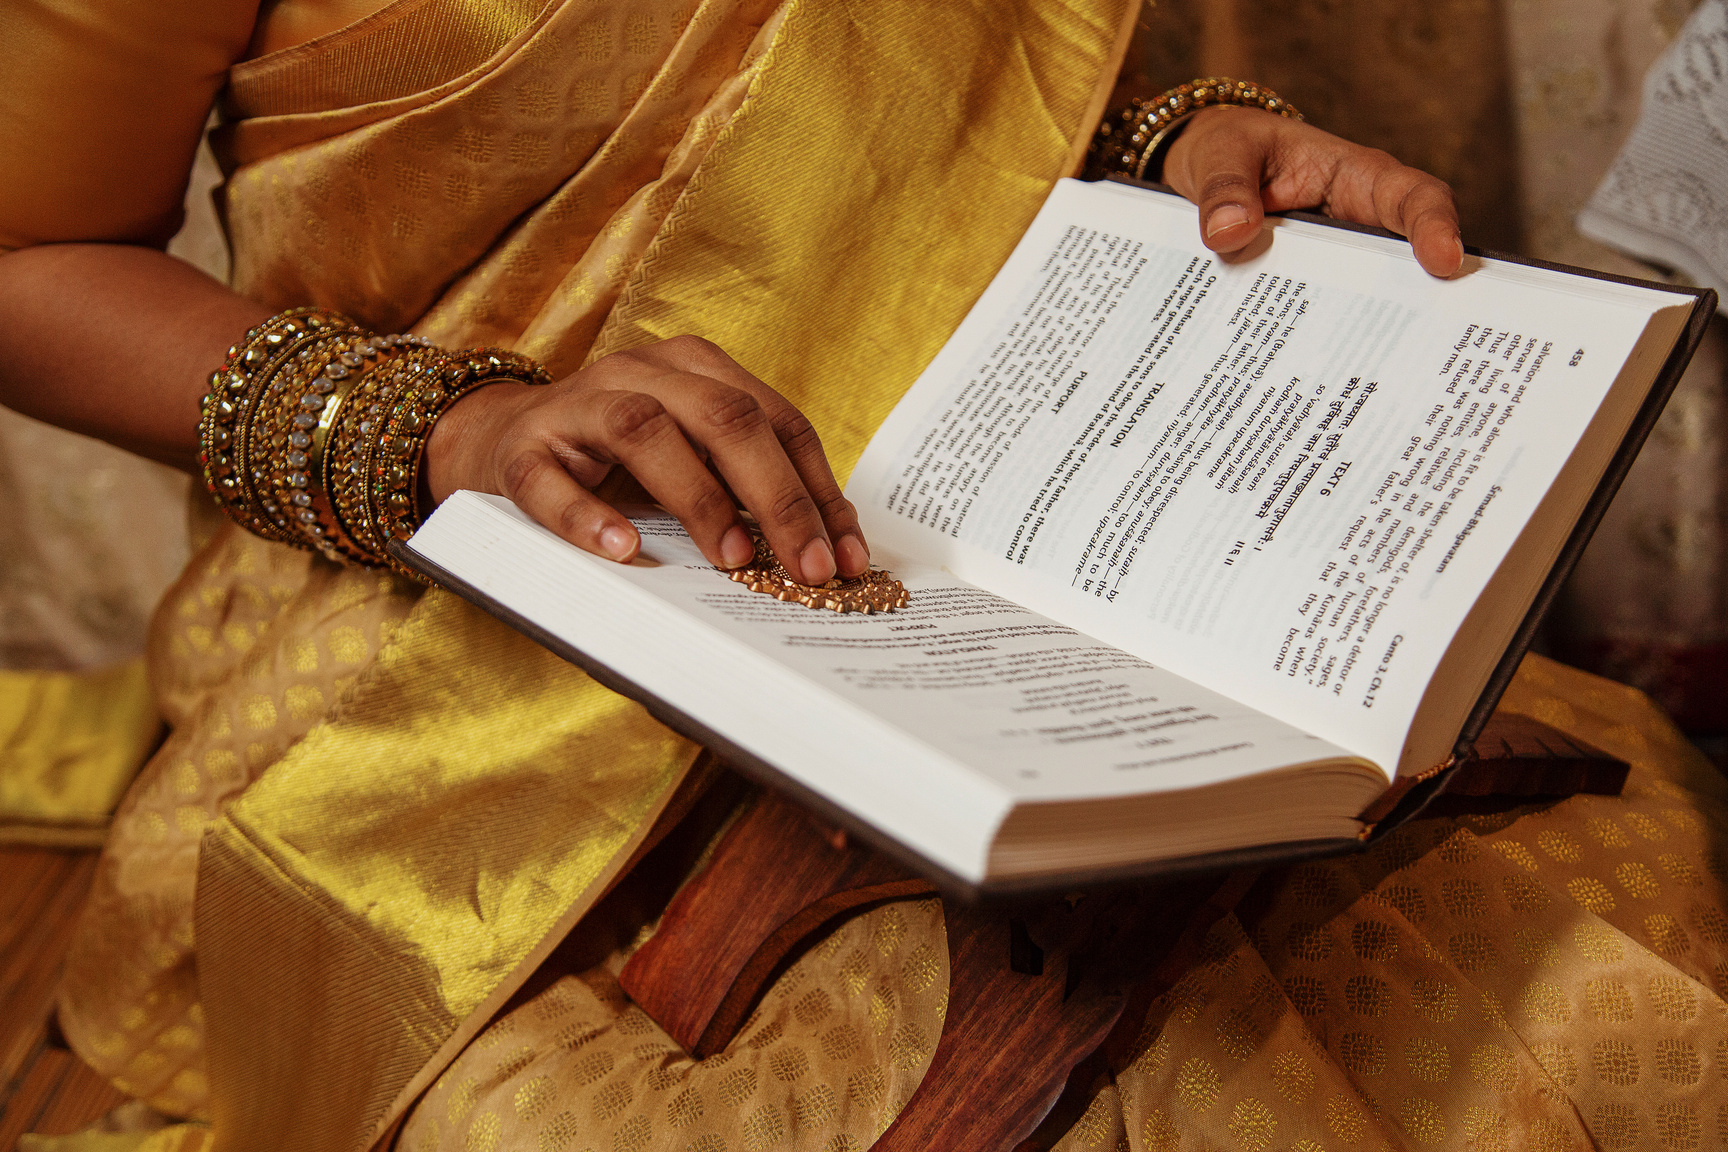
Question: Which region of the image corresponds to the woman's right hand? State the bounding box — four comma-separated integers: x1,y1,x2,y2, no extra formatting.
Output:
1162,106,1463,278
424,334,870,585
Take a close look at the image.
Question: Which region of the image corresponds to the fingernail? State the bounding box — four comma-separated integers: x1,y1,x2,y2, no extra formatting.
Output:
1206,204,1250,238
720,524,755,568
800,537,836,584
600,524,636,561
836,533,870,576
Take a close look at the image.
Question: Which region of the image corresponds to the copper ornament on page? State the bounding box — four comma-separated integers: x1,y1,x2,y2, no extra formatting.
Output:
723,526,909,613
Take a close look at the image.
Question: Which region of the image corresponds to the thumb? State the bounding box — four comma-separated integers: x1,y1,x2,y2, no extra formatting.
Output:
1164,109,1268,253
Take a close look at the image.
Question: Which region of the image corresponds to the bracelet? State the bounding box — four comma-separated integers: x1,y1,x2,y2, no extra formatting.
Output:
364,350,547,557
295,338,376,559
278,331,402,559
1086,77,1303,183
199,309,356,544
198,309,553,579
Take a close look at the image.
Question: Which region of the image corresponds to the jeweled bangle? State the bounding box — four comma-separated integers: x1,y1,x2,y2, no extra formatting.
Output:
203,319,432,560
1086,77,1303,183
200,309,553,572
322,348,413,562
198,308,322,538
280,333,401,560
227,314,362,539
345,341,446,560
251,327,367,540
200,310,363,542
363,349,552,578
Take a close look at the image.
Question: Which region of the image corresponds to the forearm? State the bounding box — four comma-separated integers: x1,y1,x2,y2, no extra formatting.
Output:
0,243,271,471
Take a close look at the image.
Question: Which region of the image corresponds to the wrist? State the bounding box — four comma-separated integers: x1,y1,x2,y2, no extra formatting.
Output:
424,378,535,505
196,306,553,578
1086,78,1302,185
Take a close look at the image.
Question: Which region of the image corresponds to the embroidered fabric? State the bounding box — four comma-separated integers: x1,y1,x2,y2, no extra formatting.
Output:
1580,0,1728,314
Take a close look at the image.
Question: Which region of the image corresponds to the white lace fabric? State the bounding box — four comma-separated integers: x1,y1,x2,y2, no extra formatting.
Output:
1580,0,1728,313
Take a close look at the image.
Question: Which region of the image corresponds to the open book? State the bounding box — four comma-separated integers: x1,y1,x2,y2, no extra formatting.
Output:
400,179,1712,896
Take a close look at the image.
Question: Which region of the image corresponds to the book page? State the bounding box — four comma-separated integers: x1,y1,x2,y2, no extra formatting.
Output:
848,179,1686,773
605,512,1360,803
409,493,1382,882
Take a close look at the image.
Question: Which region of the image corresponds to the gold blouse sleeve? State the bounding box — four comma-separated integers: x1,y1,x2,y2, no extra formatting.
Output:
0,0,260,252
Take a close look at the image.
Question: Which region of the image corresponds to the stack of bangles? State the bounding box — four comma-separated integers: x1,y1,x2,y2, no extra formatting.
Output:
197,307,552,581
1087,77,1303,182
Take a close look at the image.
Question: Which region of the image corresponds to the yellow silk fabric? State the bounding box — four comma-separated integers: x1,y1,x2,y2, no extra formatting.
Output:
229,0,552,119
403,899,953,1152
1047,654,1728,1152
195,592,694,1151
19,1130,210,1152
0,661,160,847
53,2,1132,1151
387,656,1728,1152
583,0,1134,472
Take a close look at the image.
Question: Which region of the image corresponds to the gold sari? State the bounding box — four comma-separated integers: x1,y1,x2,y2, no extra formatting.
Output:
7,1,1725,1150
33,0,1135,1148
403,656,1728,1152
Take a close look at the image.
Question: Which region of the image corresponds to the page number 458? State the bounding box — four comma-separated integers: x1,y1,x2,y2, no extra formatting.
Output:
1569,348,1585,366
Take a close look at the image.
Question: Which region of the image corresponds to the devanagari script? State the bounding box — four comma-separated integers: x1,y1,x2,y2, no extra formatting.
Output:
851,179,1684,773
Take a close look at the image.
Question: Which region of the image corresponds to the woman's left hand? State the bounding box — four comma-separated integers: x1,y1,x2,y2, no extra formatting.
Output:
1161,106,1464,279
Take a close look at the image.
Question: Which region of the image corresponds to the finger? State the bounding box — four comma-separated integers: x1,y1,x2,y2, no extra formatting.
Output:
1373,167,1461,278
621,337,870,578
531,388,756,571
1402,185,1464,278
752,394,871,577
497,438,642,563
1164,108,1268,252
644,373,841,585
696,377,867,577
1328,153,1463,278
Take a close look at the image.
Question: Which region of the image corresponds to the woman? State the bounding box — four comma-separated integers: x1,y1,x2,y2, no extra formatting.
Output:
2,1,1720,1150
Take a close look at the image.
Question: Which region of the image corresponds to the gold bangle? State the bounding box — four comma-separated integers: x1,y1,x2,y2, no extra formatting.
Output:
254,328,370,541
362,349,552,580
198,309,553,572
283,333,395,560
199,310,358,542
356,347,441,558
324,348,416,562
1086,77,1303,183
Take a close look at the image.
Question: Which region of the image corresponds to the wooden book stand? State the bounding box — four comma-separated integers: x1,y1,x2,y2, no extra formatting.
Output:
615,712,1625,1148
